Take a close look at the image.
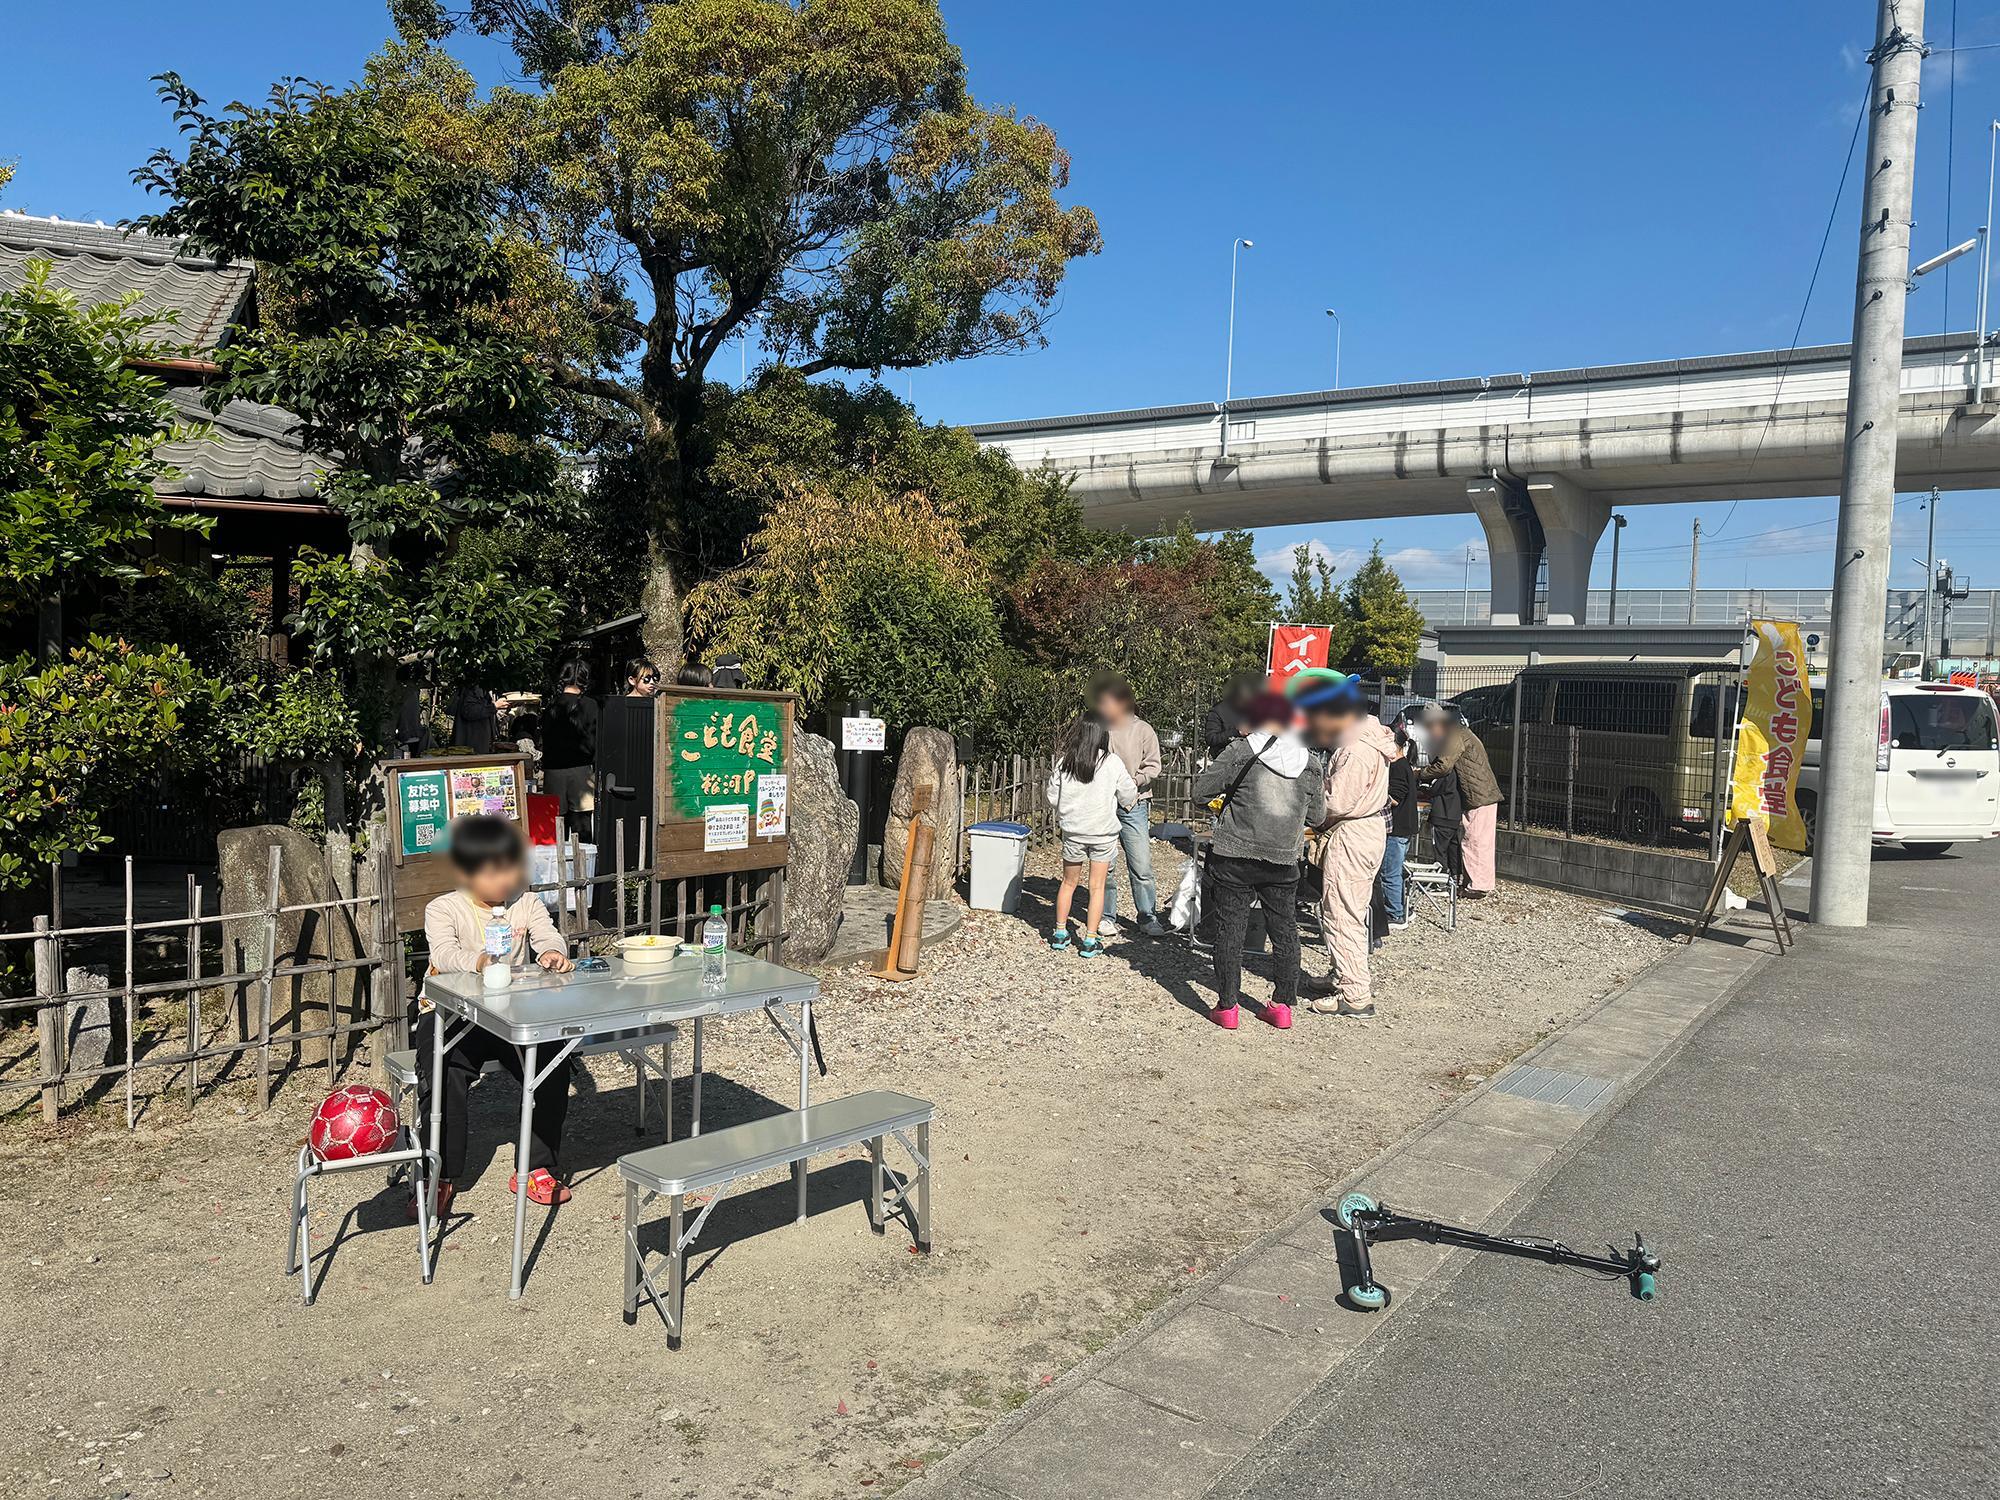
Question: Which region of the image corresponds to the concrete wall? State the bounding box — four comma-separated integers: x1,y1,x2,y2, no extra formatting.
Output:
1496,827,1715,915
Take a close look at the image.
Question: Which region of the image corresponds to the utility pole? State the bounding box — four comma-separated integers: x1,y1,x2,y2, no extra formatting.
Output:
1687,518,1702,622
1815,0,1927,930
1606,513,1627,626
1462,544,1473,623
1920,488,1939,675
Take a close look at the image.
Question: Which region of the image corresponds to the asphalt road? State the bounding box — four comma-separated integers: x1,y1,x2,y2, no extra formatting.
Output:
1222,839,1999,1499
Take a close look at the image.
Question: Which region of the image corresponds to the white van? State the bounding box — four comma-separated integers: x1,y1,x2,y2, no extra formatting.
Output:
1796,681,2000,855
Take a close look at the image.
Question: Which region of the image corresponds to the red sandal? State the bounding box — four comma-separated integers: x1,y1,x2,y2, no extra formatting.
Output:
508,1169,572,1206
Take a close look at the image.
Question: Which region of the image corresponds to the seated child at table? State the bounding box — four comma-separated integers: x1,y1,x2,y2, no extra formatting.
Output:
412,815,576,1219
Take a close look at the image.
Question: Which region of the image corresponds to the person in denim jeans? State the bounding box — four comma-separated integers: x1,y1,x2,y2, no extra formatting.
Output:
1093,678,1170,937
1379,721,1419,931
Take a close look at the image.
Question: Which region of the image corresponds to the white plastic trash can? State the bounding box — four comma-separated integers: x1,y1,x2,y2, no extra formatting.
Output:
967,821,1031,913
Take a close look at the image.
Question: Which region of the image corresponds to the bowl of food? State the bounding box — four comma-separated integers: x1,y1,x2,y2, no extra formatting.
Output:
617,934,682,969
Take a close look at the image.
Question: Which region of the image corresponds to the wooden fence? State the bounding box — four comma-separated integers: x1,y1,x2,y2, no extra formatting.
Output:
958,743,1205,861
0,815,785,1132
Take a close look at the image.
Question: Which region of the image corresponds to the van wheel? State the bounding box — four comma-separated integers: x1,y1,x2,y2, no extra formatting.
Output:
1614,789,1664,846
1903,842,1953,857
1797,791,1817,852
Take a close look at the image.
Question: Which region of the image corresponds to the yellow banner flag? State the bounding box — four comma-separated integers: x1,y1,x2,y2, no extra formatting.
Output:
1727,620,1813,851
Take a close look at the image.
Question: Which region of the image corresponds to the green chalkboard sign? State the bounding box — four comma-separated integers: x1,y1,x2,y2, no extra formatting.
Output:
666,695,787,816
397,768,450,857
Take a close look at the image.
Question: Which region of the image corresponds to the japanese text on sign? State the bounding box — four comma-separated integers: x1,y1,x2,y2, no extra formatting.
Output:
841,716,886,752
670,697,788,819
397,769,449,857
1727,620,1813,852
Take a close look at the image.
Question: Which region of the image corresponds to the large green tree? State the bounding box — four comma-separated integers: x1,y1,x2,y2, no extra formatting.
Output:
1341,541,1425,679
0,262,210,655
135,76,571,825
377,0,1101,663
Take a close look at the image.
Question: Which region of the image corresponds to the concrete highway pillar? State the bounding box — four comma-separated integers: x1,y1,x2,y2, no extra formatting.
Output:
1526,475,1611,626
1467,476,1542,625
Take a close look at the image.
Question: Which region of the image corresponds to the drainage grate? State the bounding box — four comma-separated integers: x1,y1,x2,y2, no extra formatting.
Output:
1491,1064,1616,1114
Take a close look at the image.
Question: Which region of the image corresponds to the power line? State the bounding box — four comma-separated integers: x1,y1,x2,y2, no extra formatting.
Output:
1717,71,1875,542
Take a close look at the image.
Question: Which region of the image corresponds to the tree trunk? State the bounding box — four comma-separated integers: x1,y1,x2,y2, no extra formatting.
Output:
639,535,685,671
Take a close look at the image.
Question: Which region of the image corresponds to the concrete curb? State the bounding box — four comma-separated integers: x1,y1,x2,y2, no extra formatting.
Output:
912,913,1783,1500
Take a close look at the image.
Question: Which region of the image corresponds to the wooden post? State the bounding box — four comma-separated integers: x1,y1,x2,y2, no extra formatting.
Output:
257,843,281,1111
33,916,61,1125
872,786,933,982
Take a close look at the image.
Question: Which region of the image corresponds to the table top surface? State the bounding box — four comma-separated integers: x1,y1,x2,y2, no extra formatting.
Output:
425,951,817,1043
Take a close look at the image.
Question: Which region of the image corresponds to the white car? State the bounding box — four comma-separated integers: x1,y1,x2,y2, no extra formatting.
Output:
1796,681,2000,855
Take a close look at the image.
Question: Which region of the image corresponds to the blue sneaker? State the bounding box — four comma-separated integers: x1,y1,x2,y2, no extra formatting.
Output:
1048,929,1071,951
1077,935,1105,958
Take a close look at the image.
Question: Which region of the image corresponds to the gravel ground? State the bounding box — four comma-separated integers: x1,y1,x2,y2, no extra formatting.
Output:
0,848,1677,1499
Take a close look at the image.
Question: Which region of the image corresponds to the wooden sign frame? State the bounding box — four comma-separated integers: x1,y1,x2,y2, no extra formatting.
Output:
1692,819,1794,952
381,752,530,934
651,684,798,877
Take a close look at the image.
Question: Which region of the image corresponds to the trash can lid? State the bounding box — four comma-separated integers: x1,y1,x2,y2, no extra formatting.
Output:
968,820,1031,838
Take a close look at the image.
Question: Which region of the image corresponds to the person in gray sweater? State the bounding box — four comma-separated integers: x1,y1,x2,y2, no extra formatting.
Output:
1190,691,1325,1030
1093,676,1169,937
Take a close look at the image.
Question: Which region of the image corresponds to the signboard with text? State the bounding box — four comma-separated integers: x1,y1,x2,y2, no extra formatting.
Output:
1726,619,1813,852
652,686,797,876
382,753,530,932
1266,623,1334,691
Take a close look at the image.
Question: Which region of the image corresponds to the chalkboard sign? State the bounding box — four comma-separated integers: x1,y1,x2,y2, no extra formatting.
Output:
652,685,796,876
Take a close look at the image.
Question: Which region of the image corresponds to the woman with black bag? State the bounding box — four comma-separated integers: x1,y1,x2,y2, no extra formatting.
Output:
1190,692,1324,1031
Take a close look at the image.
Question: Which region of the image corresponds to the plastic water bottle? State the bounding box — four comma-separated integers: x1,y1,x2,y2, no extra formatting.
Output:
482,904,513,990
700,904,728,989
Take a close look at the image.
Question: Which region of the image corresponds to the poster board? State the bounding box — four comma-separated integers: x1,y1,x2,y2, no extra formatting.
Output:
383,753,529,933
652,685,797,876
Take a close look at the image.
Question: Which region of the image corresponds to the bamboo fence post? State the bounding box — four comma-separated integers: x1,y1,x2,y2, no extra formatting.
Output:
186,877,202,1108
614,819,628,940
33,916,60,1125
257,843,281,1111
566,831,583,942
122,857,136,1130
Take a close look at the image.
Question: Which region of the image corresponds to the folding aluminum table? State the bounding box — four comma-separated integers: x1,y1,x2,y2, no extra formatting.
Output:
422,952,818,1298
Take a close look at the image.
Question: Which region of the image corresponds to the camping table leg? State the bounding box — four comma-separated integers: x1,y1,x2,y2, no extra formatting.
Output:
508,1035,582,1299
667,1192,686,1349
869,1136,885,1232
690,1018,704,1136
793,995,813,1224
509,1041,538,1300
916,1120,932,1251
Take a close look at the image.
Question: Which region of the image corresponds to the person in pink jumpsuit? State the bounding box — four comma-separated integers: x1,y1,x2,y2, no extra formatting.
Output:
1290,673,1400,1019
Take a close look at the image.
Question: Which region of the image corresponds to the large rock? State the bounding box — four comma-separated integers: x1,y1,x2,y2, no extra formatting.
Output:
63,966,122,1076
217,825,366,1028
783,733,858,963
878,727,960,896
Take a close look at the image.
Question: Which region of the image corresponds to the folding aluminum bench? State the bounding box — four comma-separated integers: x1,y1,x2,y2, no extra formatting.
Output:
617,1090,934,1348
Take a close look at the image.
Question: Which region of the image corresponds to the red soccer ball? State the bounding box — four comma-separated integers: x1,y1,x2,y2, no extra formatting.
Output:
308,1084,400,1162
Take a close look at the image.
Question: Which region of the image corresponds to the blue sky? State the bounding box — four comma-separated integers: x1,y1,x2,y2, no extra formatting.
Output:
7,1,2000,596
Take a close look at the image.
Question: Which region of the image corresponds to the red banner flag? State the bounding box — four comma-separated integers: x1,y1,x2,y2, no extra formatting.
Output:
1267,624,1333,691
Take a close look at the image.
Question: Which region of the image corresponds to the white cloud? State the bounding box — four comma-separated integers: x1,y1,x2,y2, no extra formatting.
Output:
1257,536,1485,589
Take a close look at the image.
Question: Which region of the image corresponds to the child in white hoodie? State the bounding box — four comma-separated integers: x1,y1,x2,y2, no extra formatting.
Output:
1044,712,1139,957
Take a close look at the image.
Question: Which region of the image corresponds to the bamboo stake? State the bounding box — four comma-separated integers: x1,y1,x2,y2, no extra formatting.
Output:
123,857,136,1130
257,843,281,1111
33,916,60,1124
186,877,201,1108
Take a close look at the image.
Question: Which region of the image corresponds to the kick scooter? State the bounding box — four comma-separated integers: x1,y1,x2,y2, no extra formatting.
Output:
1332,1192,1659,1310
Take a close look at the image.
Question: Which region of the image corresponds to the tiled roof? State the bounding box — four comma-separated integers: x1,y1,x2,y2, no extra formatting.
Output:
161,388,324,502
0,211,252,351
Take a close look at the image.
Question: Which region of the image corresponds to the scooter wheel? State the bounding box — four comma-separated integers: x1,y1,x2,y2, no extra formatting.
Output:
1333,1191,1377,1230
1633,1272,1656,1301
1348,1282,1388,1311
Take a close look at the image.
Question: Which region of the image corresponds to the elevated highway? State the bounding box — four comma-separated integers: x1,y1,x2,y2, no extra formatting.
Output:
970,333,2000,624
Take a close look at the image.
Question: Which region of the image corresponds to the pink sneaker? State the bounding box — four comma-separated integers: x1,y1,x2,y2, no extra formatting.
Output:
1209,1004,1240,1030
1258,1002,1294,1030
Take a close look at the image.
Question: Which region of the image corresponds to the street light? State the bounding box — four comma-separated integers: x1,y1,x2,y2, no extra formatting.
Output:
1222,237,1253,456
1323,307,1342,390
1979,120,2000,397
